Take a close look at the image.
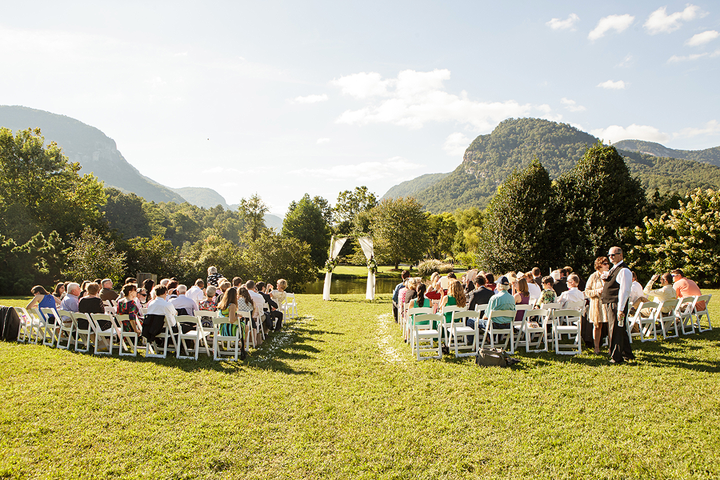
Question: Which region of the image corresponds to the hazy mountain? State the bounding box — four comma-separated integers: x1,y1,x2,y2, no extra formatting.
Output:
381,118,720,213
171,187,229,209
380,172,450,201
614,139,720,167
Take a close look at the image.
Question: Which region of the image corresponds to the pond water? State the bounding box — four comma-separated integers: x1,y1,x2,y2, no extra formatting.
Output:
302,277,400,295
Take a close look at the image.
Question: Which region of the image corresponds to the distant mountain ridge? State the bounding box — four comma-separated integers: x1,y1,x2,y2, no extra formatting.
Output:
382,118,720,213
614,139,720,167
380,173,450,201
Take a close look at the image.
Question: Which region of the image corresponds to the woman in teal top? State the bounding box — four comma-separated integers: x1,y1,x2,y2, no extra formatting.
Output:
440,280,466,323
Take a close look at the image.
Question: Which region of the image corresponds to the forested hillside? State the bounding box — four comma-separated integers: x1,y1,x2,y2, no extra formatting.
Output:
384,118,720,213
615,139,720,167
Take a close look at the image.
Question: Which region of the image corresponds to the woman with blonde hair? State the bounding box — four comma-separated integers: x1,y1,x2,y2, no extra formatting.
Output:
585,256,611,354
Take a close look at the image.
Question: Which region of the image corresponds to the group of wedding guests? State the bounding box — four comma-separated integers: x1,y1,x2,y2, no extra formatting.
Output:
391,258,705,356
26,266,291,354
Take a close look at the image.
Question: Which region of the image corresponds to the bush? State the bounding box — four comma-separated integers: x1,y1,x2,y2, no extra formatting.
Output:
417,259,454,277
454,252,479,270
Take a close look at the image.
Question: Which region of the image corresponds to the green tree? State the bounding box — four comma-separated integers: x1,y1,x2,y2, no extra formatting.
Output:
0,231,68,295
102,188,151,239
452,207,483,255
238,194,269,242
282,194,330,268
243,232,317,291
124,235,185,280
426,212,457,259
0,127,106,243
63,227,126,283
478,159,557,273
370,197,429,270
629,188,720,286
556,143,646,277
333,186,378,229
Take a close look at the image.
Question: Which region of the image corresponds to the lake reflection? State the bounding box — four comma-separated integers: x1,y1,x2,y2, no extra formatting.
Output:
302,277,400,295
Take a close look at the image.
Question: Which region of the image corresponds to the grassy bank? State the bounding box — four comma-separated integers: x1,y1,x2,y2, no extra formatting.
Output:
1,293,719,479
323,265,402,278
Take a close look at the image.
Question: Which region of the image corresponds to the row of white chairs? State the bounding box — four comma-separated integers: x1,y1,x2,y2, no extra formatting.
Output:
626,294,712,343
13,304,283,361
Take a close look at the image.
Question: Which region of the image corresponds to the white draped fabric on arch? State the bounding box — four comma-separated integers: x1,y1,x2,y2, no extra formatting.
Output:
322,235,376,301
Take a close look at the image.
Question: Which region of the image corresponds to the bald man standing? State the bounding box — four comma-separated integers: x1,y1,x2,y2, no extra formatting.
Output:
601,246,634,364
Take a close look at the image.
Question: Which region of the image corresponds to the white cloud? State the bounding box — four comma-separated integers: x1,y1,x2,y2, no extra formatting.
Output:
331,72,390,98
668,49,720,62
291,156,421,182
443,132,471,156
588,14,634,41
686,30,719,46
674,120,720,138
644,5,702,34
546,13,580,31
560,97,586,112
331,69,549,131
591,124,669,143
291,94,328,104
597,80,626,90
316,138,330,144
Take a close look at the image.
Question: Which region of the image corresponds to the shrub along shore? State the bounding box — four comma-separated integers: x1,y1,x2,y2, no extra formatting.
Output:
1,293,719,479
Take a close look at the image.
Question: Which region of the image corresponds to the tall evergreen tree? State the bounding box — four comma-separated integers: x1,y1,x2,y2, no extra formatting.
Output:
478,159,557,273
556,142,646,276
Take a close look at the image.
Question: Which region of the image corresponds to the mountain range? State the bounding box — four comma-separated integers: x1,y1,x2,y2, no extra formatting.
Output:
381,118,720,213
0,105,282,229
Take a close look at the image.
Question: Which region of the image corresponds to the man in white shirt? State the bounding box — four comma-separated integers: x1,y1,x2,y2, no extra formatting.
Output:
169,285,197,316
186,279,205,305
146,285,178,327
558,274,585,310
643,272,676,314
246,280,266,325
602,246,634,364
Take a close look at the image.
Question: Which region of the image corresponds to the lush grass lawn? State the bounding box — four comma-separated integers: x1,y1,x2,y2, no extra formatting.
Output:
1,292,719,479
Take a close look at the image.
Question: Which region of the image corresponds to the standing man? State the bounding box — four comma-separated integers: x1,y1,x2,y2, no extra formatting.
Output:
602,246,634,364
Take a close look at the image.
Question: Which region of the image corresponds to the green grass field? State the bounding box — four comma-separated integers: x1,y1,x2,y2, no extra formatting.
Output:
1,292,719,479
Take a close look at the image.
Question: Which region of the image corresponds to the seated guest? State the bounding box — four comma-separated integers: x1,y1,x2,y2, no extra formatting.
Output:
257,281,283,331
403,278,420,307
558,274,585,310
468,275,494,313
524,271,541,303
207,266,223,287
99,278,119,302
479,276,515,332
60,283,81,313
52,282,66,300
671,269,705,310
644,273,677,314
246,280,269,330
216,280,232,304
484,273,496,293
116,284,143,334
217,286,239,335
170,285,197,316
553,268,569,296
512,276,531,322
271,279,288,307
186,279,205,305
199,285,218,311
411,283,431,308
535,276,557,307
232,277,243,288
27,285,61,322
143,279,155,301
629,271,647,313
145,285,178,328
79,280,90,298
532,267,543,289
166,280,179,299
78,282,110,330
137,288,150,307
440,279,466,324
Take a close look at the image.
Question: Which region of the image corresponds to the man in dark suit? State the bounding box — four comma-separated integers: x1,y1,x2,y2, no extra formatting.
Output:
553,268,569,296
532,267,543,289
468,275,494,313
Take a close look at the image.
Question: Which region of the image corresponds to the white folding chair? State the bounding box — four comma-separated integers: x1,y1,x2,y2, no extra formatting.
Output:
71,312,94,353
54,309,76,350
515,308,550,353
412,313,442,360
284,293,298,319
103,300,118,314
551,309,582,355
213,317,242,361
13,307,33,343
691,294,712,332
145,316,178,359
675,296,696,335
240,310,257,349
176,315,211,360
40,307,62,347
657,299,679,339
90,313,118,355
406,307,433,344
480,310,515,351
509,305,532,354
447,310,480,357
627,301,658,342
541,302,562,311
256,299,267,341
26,307,47,344
114,314,140,356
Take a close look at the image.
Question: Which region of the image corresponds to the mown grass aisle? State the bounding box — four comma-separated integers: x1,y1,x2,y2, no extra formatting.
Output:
1,293,719,479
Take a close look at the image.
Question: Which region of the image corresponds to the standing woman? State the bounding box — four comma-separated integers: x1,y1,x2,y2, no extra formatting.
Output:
585,256,611,354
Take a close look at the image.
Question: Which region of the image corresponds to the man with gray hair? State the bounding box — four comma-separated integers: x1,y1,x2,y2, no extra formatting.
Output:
60,283,81,312
602,246,634,364
478,276,515,333
169,284,197,316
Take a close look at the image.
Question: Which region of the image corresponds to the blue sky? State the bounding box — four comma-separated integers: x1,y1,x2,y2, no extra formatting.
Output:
1,1,719,213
